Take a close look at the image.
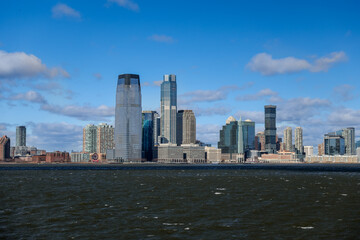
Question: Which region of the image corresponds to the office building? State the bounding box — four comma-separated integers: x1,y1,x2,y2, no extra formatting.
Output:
294,127,303,154
218,116,239,155
160,74,177,144
264,105,277,153
177,110,196,145
256,132,265,151
97,123,114,154
114,74,142,161
142,111,158,161
324,134,345,155
238,118,255,153
83,124,97,153
304,146,314,156
16,126,26,147
342,127,355,155
0,135,11,161
284,127,292,151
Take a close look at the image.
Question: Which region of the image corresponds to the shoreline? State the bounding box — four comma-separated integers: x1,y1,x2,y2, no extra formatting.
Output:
1,163,360,172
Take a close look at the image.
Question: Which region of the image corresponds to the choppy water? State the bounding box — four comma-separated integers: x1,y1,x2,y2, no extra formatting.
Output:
1,166,360,239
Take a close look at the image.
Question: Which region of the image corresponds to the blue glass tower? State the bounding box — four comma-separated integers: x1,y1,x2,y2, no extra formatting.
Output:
160,74,177,144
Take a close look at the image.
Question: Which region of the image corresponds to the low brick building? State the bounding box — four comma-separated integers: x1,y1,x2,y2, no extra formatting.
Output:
46,151,70,163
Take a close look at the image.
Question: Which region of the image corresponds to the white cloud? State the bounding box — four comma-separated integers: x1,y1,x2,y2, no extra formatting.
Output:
52,3,81,19
179,85,240,105
41,104,114,121
10,91,47,104
311,51,347,72
247,51,347,76
148,34,174,43
237,88,279,101
28,122,83,151
0,50,69,79
196,124,221,146
108,0,139,11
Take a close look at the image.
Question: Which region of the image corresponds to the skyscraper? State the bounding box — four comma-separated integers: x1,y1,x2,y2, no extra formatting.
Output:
256,132,266,151
0,135,11,161
238,118,255,154
294,127,303,154
218,116,238,154
142,111,158,161
114,74,142,161
97,123,114,154
16,126,26,147
161,74,177,144
342,127,355,155
83,124,97,153
264,105,277,153
284,127,292,151
177,110,196,145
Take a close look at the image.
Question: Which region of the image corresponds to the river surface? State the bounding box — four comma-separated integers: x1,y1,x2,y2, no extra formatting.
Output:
1,165,360,239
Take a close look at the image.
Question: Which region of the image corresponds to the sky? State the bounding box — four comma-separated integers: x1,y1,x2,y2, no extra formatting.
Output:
0,0,359,152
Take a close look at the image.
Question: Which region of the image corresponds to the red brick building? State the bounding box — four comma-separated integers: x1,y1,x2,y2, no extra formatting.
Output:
46,151,71,163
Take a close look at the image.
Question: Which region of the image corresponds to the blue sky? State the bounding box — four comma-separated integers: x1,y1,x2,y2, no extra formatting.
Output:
0,0,359,151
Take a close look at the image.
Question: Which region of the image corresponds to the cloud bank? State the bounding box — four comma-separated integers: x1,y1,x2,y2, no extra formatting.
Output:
247,51,347,76
52,3,81,19
0,50,69,79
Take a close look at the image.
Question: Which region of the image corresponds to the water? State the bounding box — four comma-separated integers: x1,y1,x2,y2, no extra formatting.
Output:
1,165,360,239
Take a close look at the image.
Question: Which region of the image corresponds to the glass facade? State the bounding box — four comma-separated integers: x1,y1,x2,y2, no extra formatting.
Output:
324,135,345,155
141,111,158,161
160,74,177,144
264,105,277,153
218,121,238,154
115,74,142,161
16,126,26,147
83,124,97,153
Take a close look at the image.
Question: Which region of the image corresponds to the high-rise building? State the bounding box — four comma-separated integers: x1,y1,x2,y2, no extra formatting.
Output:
97,123,114,154
256,132,265,151
284,127,292,151
154,114,160,146
342,127,355,155
304,146,313,156
218,116,238,154
160,74,177,144
16,126,26,147
238,118,255,153
0,135,11,161
218,116,255,156
142,111,158,161
324,134,345,155
294,127,303,154
177,110,196,145
114,74,142,161
83,124,97,153
264,105,277,153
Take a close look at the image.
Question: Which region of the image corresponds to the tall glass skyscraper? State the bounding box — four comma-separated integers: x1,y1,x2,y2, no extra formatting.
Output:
142,111,158,161
294,127,303,154
161,74,177,144
264,105,277,153
16,126,26,147
115,74,142,161
83,124,97,153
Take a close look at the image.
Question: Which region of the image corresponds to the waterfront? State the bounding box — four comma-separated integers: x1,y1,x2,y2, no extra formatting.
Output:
1,166,360,239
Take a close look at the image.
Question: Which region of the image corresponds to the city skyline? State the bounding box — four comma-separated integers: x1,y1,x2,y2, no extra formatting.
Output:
0,0,360,152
